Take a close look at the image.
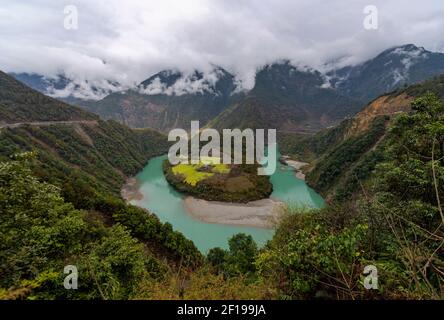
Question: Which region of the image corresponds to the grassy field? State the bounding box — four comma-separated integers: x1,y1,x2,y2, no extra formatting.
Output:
171,157,231,186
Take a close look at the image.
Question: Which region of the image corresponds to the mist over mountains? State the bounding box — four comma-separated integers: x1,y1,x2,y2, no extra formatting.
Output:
326,44,444,102
10,44,444,133
9,72,128,105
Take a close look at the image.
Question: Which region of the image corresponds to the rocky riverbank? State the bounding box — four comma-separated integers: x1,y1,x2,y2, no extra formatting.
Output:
279,156,308,180
183,196,285,228
121,177,144,201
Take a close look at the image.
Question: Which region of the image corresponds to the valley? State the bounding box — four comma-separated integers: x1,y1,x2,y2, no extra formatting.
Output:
1,45,444,300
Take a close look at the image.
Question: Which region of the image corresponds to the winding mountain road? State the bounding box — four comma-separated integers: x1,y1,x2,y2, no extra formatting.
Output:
0,120,98,129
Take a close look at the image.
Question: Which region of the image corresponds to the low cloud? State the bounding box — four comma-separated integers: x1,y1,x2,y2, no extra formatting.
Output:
1,0,443,96
47,79,129,100
139,68,237,96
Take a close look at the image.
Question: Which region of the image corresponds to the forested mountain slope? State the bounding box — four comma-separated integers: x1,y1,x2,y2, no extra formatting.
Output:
0,71,171,195
265,77,444,299
282,75,444,201
0,72,206,298
0,120,168,195
0,71,97,124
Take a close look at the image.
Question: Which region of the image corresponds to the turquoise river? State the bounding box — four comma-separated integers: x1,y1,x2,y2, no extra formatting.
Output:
130,150,324,252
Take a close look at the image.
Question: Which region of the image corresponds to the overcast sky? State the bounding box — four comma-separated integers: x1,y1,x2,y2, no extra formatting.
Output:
1,0,444,89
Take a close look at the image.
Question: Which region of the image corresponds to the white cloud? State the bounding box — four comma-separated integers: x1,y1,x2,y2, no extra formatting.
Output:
0,0,443,95
139,68,233,96
47,79,129,100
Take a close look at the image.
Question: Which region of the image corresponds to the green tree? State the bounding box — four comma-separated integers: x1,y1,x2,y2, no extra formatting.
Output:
0,153,165,300
225,233,258,276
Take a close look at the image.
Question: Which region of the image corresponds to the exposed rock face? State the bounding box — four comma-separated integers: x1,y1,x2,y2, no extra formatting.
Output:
345,93,412,138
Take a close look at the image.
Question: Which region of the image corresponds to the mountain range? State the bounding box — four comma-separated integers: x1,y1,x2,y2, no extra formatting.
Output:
84,68,244,131
10,44,444,134
209,62,361,132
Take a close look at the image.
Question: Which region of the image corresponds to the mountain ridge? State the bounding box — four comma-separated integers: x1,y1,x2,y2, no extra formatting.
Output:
209,62,362,133
0,71,98,124
82,67,244,131
9,72,126,104
327,44,444,103
9,44,444,135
